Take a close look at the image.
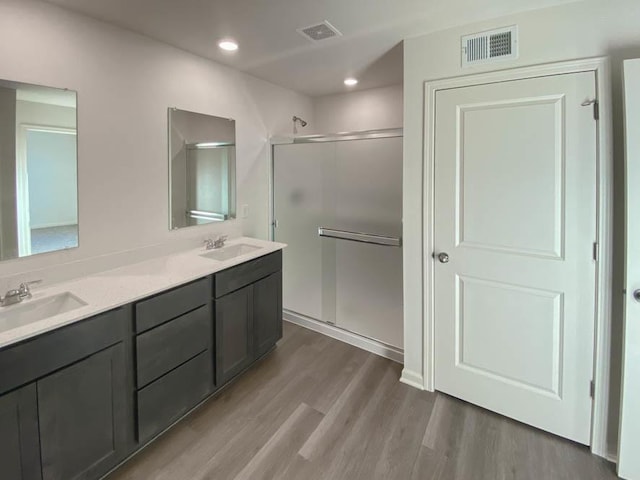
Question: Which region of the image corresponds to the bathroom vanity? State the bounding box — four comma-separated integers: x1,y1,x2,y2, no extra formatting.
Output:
0,239,283,480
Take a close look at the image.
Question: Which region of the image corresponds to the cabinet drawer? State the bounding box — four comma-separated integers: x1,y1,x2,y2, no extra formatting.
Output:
137,350,212,442
135,277,210,333
136,304,211,388
215,250,282,298
0,307,130,396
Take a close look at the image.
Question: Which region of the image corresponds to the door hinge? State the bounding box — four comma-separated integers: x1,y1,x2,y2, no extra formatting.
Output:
593,242,599,261
272,219,279,228
590,380,595,398
581,99,599,120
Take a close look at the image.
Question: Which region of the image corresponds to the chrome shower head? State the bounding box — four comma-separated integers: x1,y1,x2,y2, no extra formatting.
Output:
293,116,308,127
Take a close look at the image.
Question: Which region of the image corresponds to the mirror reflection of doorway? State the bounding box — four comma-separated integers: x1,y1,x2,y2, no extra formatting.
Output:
16,125,78,256
186,144,235,224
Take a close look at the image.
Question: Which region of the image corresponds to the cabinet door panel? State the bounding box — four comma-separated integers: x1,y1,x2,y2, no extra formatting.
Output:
0,384,41,480
254,272,283,357
38,344,127,480
215,286,252,384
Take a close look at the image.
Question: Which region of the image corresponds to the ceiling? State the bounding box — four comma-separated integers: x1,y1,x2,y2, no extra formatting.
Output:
44,0,579,97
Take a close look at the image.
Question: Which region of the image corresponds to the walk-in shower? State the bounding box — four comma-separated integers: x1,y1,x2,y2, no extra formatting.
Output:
271,129,403,360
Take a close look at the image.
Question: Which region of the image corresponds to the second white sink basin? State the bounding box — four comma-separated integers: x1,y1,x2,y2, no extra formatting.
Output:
0,292,87,334
200,243,261,262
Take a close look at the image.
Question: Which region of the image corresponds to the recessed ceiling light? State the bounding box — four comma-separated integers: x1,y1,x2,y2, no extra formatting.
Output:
218,40,239,52
344,78,358,86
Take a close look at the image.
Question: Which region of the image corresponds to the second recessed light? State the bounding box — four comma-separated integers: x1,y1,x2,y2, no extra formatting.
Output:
219,40,239,52
344,78,358,86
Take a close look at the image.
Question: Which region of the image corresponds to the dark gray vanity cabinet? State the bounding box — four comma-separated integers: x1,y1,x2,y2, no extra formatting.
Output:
0,384,41,480
37,344,129,480
0,307,133,480
214,251,283,385
215,285,253,384
134,277,213,442
0,248,284,480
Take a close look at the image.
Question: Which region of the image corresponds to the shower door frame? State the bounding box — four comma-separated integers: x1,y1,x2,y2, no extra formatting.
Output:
269,128,404,362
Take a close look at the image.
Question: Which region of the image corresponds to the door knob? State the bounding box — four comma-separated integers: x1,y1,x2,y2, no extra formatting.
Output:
633,290,640,302
437,252,450,264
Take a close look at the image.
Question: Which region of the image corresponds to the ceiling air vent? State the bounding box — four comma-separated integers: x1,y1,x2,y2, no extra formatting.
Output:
461,26,518,68
297,21,342,43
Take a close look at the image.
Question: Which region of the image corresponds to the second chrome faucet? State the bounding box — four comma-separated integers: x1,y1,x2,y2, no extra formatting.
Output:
204,235,228,250
1,280,42,307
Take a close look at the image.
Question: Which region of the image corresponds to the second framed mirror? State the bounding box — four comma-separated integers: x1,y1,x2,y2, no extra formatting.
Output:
169,108,236,230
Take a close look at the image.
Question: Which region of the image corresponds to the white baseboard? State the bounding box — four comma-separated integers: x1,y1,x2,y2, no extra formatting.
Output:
400,369,425,390
283,310,404,364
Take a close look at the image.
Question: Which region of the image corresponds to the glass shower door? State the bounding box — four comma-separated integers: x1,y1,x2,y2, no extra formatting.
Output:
273,142,334,322
331,137,403,348
273,135,403,349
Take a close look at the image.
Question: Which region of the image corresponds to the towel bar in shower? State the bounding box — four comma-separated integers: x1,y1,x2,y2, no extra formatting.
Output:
317,227,402,247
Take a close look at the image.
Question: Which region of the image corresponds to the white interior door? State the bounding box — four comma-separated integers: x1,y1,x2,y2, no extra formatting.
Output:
619,58,640,480
433,71,598,444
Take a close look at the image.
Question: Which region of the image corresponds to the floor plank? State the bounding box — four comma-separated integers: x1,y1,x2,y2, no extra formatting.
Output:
106,323,618,480
233,403,324,480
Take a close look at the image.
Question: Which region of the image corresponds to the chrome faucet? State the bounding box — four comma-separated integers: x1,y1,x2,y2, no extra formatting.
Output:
213,235,228,249
1,280,42,307
204,236,228,250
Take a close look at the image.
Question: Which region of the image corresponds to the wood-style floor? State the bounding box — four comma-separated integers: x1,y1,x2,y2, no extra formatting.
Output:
106,322,617,480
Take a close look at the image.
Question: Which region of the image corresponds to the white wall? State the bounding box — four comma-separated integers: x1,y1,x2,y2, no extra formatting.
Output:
0,0,312,285
403,0,640,460
313,84,403,133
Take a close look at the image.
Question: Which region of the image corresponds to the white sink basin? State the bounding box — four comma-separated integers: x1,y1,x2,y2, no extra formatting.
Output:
0,292,87,333
200,243,261,261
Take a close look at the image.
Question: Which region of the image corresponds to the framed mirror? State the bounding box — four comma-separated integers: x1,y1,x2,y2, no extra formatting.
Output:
169,108,236,230
0,79,78,261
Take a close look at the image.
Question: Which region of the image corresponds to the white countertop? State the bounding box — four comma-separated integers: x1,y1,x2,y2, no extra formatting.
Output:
0,237,286,349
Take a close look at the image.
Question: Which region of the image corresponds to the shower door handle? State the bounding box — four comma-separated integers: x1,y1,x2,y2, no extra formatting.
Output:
318,227,402,247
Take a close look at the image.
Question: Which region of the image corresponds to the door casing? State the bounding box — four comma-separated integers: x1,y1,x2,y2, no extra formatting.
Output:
414,57,613,459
